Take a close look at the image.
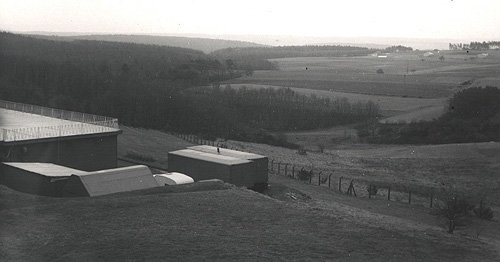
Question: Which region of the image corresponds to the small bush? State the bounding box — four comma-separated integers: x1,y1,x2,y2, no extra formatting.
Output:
438,195,474,233
474,201,494,220
297,147,307,155
297,169,313,181
376,68,384,74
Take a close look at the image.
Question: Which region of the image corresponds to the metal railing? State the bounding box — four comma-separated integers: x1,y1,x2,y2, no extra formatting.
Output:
1,100,119,142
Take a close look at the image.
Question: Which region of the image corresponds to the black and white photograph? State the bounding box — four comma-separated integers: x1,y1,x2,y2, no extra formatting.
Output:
1,0,499,261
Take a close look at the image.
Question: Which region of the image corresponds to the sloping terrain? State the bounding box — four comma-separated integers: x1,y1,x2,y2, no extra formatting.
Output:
3,126,496,261
1,181,497,261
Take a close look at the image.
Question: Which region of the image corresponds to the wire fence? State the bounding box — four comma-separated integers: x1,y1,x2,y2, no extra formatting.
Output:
169,132,494,209
267,159,441,208
0,100,119,142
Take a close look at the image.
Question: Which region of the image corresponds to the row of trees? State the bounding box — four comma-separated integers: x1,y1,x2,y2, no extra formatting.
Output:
183,85,379,137
384,45,413,52
449,41,500,50
357,86,500,144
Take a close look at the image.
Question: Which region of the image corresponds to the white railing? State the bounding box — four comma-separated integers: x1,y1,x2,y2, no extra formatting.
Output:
1,120,119,142
0,100,116,123
0,100,119,142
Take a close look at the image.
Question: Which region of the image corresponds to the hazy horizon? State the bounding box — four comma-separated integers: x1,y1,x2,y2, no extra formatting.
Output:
5,30,476,50
1,0,499,49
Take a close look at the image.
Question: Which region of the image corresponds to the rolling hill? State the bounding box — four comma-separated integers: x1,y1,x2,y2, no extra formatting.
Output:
26,33,266,53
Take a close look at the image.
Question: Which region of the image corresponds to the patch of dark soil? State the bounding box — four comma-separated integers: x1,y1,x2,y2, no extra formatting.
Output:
262,182,311,202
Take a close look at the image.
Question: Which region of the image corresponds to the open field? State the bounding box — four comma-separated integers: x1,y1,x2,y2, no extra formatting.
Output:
228,83,446,118
227,51,500,124
230,52,500,98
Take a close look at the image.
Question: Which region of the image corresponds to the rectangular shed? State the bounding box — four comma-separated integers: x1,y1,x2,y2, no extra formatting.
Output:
188,145,268,186
168,149,257,187
0,162,86,196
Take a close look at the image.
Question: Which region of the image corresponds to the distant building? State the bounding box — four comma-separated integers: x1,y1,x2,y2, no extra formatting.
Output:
168,147,268,190
189,145,268,185
0,100,121,171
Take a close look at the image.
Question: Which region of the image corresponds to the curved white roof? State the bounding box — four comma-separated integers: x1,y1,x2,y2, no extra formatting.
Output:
154,172,194,186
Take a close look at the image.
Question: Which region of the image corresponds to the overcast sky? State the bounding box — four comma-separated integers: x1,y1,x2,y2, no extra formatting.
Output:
1,0,499,42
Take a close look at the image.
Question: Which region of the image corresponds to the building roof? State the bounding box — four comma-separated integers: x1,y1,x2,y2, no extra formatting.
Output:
68,165,159,197
188,145,266,160
168,149,253,166
0,102,120,142
2,162,86,177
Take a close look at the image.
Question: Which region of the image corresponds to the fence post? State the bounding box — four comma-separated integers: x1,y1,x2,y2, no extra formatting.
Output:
338,176,343,192
292,165,295,178
387,187,391,201
309,169,312,184
277,162,281,174
430,191,434,208
270,159,274,172
368,185,372,199
328,173,334,188
408,191,412,205
318,171,323,185
284,164,288,177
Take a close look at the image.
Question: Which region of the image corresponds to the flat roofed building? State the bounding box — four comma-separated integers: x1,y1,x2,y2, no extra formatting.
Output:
168,149,258,187
0,100,121,171
1,162,87,196
188,145,268,186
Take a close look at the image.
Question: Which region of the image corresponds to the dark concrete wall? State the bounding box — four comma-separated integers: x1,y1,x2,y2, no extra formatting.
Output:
252,157,269,185
0,164,68,197
0,134,118,171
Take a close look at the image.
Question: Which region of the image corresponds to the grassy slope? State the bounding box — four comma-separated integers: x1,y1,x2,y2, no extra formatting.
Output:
113,127,500,258
117,126,194,169
0,182,497,261
116,126,500,205
2,126,497,261
227,139,500,205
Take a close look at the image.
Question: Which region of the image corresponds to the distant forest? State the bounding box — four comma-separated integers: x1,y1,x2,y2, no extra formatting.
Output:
29,34,266,54
0,32,379,146
358,86,500,144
